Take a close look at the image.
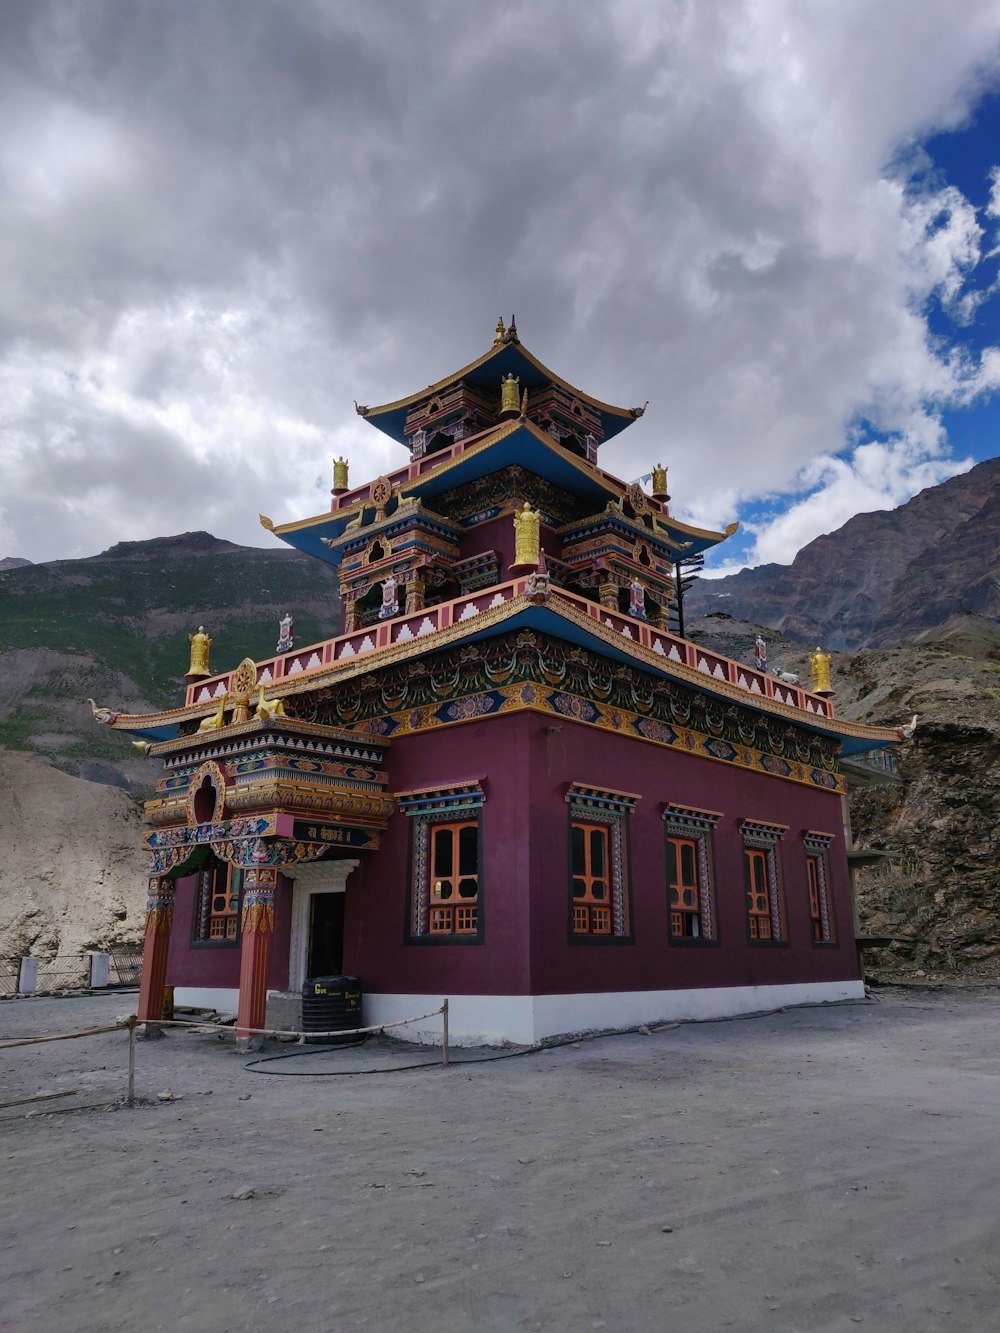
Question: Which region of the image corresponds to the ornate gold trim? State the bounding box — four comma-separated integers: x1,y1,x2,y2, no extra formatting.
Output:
110,591,899,750
356,691,848,795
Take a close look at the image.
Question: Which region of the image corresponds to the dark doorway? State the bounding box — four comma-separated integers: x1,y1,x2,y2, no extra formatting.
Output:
307,893,345,978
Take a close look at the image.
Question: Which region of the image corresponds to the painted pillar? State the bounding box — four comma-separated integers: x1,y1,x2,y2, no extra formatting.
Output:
237,866,278,1038
137,876,176,1022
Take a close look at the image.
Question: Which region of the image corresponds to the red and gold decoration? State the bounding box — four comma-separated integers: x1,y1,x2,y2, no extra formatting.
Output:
97,318,901,1046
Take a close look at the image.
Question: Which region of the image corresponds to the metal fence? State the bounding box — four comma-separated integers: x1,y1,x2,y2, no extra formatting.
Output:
1,948,144,996
34,956,91,994
109,947,143,987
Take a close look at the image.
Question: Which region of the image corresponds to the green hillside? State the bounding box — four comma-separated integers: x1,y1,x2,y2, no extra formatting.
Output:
0,532,340,788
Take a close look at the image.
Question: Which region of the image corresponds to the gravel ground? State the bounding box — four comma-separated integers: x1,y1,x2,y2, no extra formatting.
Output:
2,988,1000,1333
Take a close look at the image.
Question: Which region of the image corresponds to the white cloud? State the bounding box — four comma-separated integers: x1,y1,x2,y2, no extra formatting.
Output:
741,437,975,568
0,1,999,565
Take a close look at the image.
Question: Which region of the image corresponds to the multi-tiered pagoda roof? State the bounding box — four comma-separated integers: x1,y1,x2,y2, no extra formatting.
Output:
260,318,736,566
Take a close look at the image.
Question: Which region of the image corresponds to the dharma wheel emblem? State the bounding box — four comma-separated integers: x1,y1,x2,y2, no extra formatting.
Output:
230,657,258,702
370,476,393,509
228,657,259,724
627,482,649,516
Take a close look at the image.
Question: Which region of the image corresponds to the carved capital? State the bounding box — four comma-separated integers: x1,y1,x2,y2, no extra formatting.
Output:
144,876,176,936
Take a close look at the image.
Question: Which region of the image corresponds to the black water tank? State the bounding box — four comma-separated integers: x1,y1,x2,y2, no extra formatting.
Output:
302,975,363,1044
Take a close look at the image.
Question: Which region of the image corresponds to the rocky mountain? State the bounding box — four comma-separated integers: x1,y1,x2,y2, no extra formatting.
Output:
0,531,340,791
0,557,31,571
690,610,1000,981
838,619,1000,981
688,455,1000,650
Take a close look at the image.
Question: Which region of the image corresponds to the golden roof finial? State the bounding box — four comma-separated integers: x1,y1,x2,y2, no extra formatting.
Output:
186,626,212,680
500,373,520,417
494,315,506,346
513,502,540,568
810,646,833,696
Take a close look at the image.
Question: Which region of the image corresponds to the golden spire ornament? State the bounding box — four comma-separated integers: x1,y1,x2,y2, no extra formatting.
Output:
512,502,540,568
186,626,212,680
494,316,506,346
810,646,833,696
332,456,349,495
500,373,520,418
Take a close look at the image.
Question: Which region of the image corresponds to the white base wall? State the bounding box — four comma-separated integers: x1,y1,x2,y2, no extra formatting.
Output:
364,980,866,1047
174,986,240,1014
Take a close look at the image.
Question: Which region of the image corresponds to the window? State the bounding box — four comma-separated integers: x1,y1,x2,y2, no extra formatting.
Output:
740,820,788,943
429,821,479,934
571,821,612,934
746,848,773,939
663,805,721,942
668,836,701,936
804,833,837,944
193,860,241,944
566,784,637,941
401,781,485,942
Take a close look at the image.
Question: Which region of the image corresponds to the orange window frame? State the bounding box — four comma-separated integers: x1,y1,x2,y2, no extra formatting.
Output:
571,820,613,935
667,835,701,937
428,820,480,935
745,847,774,940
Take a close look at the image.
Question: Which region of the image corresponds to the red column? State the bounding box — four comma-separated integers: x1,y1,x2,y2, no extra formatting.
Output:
137,876,175,1023
237,867,277,1040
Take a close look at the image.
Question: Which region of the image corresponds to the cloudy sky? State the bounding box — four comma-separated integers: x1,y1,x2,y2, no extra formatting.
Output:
2,1,1000,572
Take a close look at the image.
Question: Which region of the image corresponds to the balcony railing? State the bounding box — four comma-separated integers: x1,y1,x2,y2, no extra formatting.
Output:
186,581,836,720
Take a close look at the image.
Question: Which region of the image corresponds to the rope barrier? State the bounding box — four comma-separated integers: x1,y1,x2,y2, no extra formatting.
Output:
0,1001,453,1112
0,1022,126,1051
143,1004,444,1041
143,999,452,1061
0,1016,137,1111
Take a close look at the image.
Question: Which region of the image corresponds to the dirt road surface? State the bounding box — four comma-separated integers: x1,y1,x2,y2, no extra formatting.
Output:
2,989,999,1333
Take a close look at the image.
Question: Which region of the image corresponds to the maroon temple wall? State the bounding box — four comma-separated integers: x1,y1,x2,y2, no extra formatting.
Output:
343,709,859,999
342,714,533,997
523,714,858,997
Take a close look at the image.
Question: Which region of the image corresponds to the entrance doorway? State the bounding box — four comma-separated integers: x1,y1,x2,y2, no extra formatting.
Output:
287,859,359,995
308,892,345,978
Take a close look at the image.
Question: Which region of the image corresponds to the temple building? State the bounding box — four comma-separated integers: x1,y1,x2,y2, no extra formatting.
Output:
98,318,900,1045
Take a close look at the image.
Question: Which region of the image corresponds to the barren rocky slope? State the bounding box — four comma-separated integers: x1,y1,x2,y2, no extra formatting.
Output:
688,456,1000,649
839,619,1000,981
0,750,147,964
